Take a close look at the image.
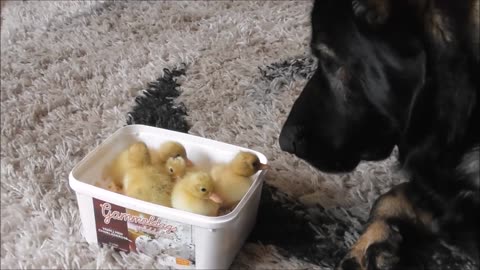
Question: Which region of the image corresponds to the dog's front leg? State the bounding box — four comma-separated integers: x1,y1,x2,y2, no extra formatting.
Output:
337,183,432,270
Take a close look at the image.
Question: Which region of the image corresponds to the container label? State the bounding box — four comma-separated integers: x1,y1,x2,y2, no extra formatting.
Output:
92,198,195,268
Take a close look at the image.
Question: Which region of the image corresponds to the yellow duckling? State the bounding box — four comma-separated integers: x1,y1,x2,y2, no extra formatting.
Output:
103,141,152,189
171,171,223,216
164,155,205,182
150,141,194,169
123,166,174,208
165,156,188,181
211,151,268,208
104,142,176,216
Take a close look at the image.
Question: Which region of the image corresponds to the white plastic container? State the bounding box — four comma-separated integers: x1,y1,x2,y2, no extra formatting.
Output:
69,124,268,269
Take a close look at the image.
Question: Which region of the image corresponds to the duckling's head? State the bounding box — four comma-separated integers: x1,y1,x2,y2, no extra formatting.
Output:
165,156,187,180
157,141,188,163
230,151,269,177
183,172,215,199
127,142,151,167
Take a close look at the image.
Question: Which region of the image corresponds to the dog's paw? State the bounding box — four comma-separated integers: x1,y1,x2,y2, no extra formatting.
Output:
337,244,401,270
337,225,403,270
352,0,389,26
365,241,401,270
336,255,365,270
365,225,402,270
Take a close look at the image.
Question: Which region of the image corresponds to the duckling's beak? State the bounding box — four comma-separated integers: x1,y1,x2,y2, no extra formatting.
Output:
209,193,223,204
258,163,269,170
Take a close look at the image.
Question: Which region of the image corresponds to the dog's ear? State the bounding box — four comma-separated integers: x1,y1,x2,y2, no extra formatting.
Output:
401,0,478,167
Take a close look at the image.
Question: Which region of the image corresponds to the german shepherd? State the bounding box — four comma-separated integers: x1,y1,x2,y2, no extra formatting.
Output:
279,0,479,269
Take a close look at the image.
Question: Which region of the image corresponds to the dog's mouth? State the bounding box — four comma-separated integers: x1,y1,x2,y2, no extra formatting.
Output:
293,150,361,173
305,142,395,173
282,137,394,174
359,144,395,161
280,128,362,173
307,158,360,173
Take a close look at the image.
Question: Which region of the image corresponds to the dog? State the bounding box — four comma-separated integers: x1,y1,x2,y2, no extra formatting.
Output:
279,0,479,269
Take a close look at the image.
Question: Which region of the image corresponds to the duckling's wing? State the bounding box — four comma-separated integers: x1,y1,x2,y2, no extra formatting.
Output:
149,148,162,167
216,174,252,207
204,200,220,216
210,164,227,182
104,150,130,187
150,172,175,206
171,183,192,211
124,169,173,207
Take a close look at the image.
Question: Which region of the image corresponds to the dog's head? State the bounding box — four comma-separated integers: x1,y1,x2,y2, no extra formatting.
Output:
279,0,426,173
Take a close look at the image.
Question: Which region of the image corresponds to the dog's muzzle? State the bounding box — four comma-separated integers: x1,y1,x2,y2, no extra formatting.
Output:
279,124,304,155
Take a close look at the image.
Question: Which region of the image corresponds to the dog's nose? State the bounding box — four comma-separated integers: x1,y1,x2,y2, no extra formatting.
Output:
279,125,302,154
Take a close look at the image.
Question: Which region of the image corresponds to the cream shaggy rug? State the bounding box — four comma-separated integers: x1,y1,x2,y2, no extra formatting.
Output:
1,1,476,269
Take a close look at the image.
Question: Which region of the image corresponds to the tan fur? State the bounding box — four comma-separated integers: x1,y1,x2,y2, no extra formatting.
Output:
425,5,453,43
416,209,434,226
374,186,433,226
373,192,416,220
362,0,473,46
349,220,391,269
343,183,434,268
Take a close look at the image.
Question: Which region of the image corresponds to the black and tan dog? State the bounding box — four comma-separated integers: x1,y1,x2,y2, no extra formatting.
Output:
279,0,479,269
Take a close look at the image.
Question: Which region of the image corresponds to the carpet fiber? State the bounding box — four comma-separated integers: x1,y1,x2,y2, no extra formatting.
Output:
1,1,476,269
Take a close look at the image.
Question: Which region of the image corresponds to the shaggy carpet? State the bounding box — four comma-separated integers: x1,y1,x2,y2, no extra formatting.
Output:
0,1,476,269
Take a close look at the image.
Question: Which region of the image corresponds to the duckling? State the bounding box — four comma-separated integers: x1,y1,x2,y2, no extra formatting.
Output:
94,177,122,193
211,151,268,208
164,155,206,182
150,141,194,169
123,166,174,207
165,156,188,181
171,171,222,216
103,141,152,189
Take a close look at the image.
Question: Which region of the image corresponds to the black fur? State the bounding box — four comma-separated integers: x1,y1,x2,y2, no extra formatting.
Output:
279,0,479,267
280,0,426,172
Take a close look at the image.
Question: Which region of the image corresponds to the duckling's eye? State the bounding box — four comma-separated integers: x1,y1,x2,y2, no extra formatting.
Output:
200,187,207,192
169,168,174,173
